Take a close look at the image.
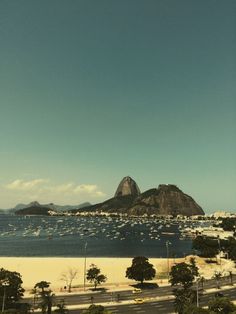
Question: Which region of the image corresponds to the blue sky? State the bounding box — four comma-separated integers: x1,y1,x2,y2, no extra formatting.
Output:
0,0,235,212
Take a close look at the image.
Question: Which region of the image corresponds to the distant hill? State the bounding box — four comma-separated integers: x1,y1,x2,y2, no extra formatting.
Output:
8,201,91,214
15,206,51,216
4,177,205,217
76,177,204,217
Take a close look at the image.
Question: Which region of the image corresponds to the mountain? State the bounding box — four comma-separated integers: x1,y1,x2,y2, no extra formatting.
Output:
74,176,140,213
128,184,204,216
78,178,204,216
15,206,51,216
8,201,91,213
76,194,136,213
114,176,141,197
13,201,41,211
7,177,205,217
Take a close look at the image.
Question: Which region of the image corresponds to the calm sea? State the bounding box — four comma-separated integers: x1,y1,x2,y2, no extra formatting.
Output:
0,215,199,258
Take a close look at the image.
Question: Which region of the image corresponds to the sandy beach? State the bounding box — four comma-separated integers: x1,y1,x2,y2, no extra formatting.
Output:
0,257,169,291
1,256,234,293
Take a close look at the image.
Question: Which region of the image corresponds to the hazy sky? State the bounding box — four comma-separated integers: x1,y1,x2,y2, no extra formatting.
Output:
0,0,235,212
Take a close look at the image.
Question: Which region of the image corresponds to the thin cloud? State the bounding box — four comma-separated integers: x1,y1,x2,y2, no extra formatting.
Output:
73,184,97,194
4,179,106,200
5,179,46,191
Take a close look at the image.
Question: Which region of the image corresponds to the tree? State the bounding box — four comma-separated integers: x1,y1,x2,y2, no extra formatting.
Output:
170,261,200,313
208,297,236,314
220,218,236,232
125,256,156,285
0,307,31,314
173,288,196,314
228,271,234,285
54,299,69,314
1,302,31,314
0,268,25,309
34,281,54,314
60,268,78,293
212,272,222,289
86,264,107,290
34,281,51,293
40,291,54,314
192,236,218,259
83,304,111,314
169,262,196,289
189,258,199,277
199,276,205,290
229,245,236,260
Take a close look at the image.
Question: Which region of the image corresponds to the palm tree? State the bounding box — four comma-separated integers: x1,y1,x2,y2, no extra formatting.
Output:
34,281,51,293
39,291,55,314
33,281,52,313
199,276,205,290
212,271,222,289
228,271,233,285
54,299,69,314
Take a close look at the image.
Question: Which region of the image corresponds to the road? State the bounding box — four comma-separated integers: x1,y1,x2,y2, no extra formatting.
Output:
67,287,236,314
69,299,174,314
24,275,236,313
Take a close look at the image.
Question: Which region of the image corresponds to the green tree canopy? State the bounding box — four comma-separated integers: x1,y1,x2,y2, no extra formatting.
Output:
86,264,107,290
39,291,54,314
34,281,51,293
0,268,25,307
208,297,236,314
221,237,236,260
34,281,53,314
212,272,222,289
192,236,218,258
83,304,111,314
220,218,236,232
169,261,198,289
54,299,68,314
173,288,197,314
125,256,156,285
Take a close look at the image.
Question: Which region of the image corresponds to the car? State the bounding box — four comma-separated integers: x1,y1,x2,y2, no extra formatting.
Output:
134,298,144,304
132,288,142,294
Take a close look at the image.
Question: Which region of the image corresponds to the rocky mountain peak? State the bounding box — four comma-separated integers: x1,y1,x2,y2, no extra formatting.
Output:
29,201,41,207
114,176,141,197
72,179,204,217
157,184,180,192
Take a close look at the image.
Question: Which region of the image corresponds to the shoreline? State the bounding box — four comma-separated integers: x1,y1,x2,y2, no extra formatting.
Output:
0,256,181,291
0,256,234,292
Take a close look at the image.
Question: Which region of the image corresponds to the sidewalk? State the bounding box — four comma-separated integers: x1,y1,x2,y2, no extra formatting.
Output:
24,280,170,298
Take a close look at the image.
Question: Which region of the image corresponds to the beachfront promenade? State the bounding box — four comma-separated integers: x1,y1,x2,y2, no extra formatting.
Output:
23,275,236,314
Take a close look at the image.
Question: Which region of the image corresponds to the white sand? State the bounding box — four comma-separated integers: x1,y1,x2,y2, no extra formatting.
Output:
0,257,174,291
0,256,234,292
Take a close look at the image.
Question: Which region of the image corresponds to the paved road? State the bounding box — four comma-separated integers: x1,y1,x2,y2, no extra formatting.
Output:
24,275,236,313
67,287,236,314
69,299,175,314
24,275,235,306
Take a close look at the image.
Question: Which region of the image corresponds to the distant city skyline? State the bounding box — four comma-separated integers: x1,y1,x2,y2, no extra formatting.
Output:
0,0,235,212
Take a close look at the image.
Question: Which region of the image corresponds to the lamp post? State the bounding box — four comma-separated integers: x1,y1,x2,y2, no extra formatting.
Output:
1,280,9,313
166,241,171,282
217,236,221,267
196,277,200,307
83,241,87,291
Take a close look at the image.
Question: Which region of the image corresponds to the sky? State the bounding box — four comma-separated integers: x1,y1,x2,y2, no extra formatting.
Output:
0,0,235,212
